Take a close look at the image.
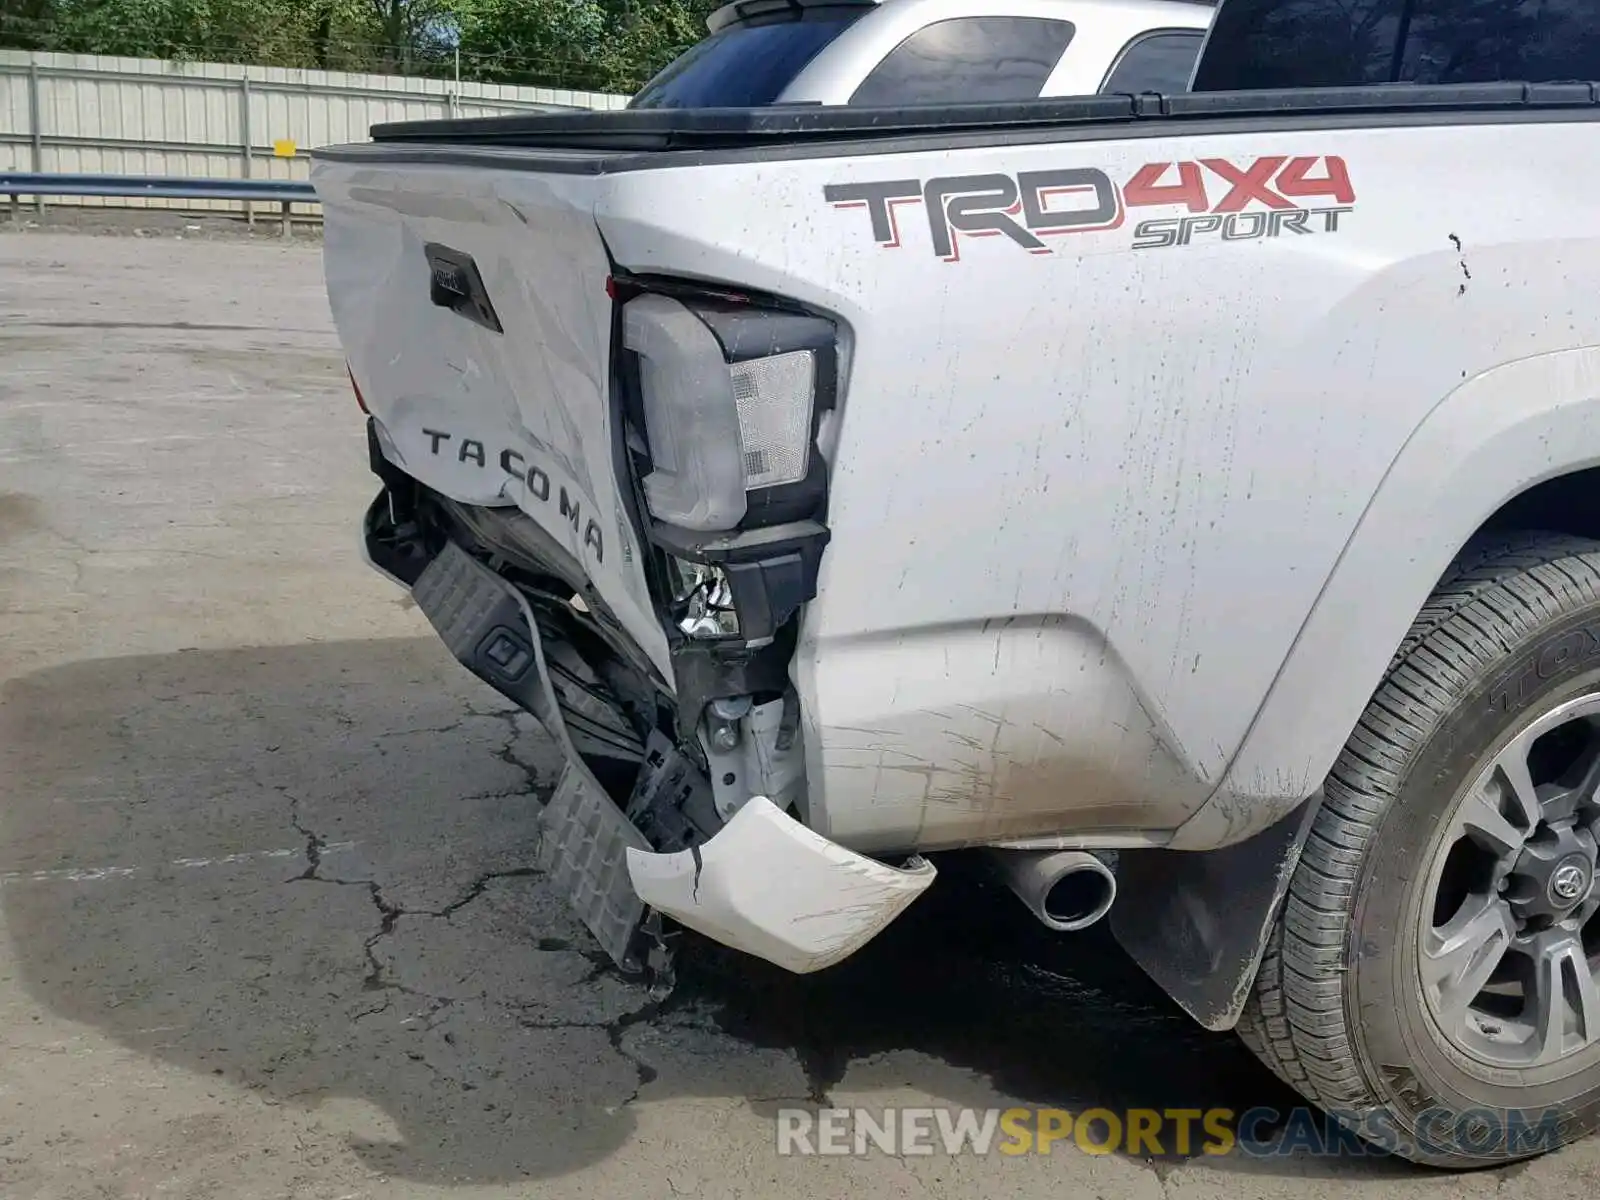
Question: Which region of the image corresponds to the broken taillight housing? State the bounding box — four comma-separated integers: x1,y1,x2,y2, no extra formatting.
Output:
617,288,837,535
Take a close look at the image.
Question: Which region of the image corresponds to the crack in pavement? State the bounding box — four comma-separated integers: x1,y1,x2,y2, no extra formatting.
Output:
350,996,396,1023
283,786,523,995
359,880,406,994
511,996,672,1106
454,787,548,803
432,868,544,921
284,788,324,881
491,711,548,799
606,996,670,1106
280,784,674,1109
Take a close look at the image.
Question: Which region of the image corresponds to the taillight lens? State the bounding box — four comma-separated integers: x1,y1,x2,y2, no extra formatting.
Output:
620,292,833,534
623,294,749,531
731,350,816,492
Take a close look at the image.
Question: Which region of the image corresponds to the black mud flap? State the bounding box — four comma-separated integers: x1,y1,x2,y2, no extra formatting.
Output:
1109,794,1322,1031
410,539,655,973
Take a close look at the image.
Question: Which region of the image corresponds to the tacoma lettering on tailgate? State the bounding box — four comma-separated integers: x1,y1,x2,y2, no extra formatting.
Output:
825,155,1355,261
421,427,607,565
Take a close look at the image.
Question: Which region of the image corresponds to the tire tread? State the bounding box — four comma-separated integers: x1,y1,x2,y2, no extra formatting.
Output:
1236,532,1600,1164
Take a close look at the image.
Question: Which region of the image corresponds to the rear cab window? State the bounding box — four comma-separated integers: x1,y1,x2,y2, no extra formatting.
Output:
1192,0,1600,89
848,16,1078,107
1099,29,1206,93
630,6,870,109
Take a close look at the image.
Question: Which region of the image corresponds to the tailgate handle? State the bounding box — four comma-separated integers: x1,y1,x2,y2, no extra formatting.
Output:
423,243,503,335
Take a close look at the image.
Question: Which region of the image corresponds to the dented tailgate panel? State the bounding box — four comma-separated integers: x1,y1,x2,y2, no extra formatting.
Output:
314,160,671,679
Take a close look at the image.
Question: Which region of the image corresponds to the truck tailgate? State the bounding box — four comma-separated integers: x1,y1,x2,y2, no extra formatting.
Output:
314,157,670,678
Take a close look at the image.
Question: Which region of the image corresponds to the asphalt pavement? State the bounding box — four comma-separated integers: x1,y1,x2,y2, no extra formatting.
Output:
2,228,1596,1199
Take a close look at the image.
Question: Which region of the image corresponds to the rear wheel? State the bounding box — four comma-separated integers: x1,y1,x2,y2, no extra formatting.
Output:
1239,534,1600,1167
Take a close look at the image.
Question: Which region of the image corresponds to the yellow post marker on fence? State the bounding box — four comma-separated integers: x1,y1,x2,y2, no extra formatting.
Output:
272,140,297,237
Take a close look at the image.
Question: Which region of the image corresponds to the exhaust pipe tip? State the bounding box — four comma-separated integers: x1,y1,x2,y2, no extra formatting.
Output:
984,849,1117,933
1038,864,1116,932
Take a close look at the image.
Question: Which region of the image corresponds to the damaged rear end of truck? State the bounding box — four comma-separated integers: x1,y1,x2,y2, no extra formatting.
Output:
316,117,942,980
311,0,1600,1162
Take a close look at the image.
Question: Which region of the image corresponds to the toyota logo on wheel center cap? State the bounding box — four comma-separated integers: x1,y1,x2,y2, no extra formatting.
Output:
1551,860,1592,904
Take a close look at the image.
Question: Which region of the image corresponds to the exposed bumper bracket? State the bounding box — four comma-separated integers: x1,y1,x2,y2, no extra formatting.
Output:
405,537,935,978
536,760,654,972
410,538,653,970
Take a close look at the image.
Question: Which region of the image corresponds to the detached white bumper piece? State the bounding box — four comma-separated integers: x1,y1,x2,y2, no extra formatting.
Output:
625,797,937,974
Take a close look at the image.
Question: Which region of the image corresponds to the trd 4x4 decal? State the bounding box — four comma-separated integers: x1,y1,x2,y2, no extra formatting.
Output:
824,155,1355,260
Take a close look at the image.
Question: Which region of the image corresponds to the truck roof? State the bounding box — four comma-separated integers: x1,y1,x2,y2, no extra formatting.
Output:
709,0,1216,32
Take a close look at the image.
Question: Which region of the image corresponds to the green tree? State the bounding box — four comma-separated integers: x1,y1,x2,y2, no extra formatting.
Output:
453,0,609,88
362,0,454,72
455,0,718,91
0,0,58,50
0,0,725,88
602,0,720,89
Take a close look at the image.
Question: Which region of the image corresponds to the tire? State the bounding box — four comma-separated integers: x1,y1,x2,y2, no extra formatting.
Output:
1238,532,1600,1168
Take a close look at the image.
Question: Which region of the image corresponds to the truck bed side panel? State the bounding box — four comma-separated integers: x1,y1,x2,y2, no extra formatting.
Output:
588,115,1600,850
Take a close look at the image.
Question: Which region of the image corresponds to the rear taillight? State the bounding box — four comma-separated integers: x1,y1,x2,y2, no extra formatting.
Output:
618,292,836,535
622,295,751,531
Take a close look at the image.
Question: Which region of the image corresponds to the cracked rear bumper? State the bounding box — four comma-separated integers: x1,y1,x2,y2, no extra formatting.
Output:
400,534,936,977
627,798,936,975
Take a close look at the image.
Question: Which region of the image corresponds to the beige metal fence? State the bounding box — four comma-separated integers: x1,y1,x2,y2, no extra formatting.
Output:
0,49,630,217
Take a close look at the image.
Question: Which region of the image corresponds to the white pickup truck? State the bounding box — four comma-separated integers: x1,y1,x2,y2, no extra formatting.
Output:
312,0,1600,1171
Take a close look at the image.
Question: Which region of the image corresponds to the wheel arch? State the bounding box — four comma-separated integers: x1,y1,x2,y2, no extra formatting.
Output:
1175,344,1600,853
1114,345,1600,1034
1479,466,1600,545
